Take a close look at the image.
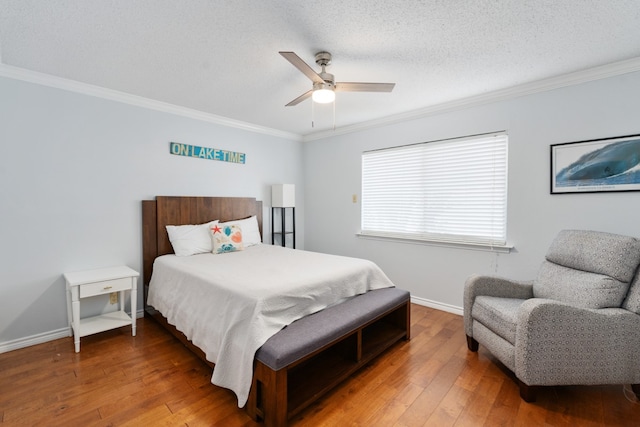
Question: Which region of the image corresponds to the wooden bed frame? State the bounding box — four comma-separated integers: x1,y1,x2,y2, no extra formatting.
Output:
142,196,264,364
142,196,409,426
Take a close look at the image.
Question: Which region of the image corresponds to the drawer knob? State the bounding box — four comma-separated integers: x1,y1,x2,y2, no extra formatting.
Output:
103,285,113,290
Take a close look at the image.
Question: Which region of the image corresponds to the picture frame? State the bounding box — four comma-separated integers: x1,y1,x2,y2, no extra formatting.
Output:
550,134,640,194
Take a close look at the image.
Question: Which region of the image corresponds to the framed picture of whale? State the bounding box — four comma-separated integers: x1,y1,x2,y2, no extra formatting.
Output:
551,134,640,194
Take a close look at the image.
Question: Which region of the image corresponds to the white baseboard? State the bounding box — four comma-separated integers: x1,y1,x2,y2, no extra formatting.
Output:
0,309,145,354
410,296,463,316
0,302,460,354
0,327,71,354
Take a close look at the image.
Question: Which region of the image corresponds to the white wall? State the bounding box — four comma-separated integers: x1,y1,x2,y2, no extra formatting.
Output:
303,71,640,312
0,76,304,347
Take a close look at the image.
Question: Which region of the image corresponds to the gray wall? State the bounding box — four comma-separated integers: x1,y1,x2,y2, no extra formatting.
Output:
303,71,640,312
3,69,640,350
0,76,304,347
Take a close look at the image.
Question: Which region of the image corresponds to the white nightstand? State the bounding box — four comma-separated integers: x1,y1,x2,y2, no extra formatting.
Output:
64,266,139,352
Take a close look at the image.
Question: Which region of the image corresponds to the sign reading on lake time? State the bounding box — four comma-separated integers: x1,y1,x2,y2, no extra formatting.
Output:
169,142,246,164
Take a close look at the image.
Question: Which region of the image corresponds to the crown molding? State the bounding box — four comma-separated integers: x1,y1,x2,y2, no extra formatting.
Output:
3,56,640,144
303,56,640,142
0,63,302,142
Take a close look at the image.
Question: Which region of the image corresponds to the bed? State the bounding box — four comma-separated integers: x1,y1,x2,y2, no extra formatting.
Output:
142,196,410,425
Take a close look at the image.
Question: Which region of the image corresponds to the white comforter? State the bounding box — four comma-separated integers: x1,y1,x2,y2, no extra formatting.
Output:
147,244,394,407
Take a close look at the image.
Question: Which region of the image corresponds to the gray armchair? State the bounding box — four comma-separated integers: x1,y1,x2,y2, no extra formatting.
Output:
464,229,640,401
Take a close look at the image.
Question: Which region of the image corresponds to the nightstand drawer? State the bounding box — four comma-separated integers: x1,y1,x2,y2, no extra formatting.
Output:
80,277,131,298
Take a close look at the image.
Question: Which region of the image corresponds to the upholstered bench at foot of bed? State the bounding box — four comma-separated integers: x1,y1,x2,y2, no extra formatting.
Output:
246,287,411,427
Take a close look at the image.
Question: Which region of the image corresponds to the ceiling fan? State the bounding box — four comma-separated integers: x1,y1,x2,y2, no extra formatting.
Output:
280,51,395,107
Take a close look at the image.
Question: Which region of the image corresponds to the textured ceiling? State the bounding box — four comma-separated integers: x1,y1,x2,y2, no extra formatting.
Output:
2,1,640,138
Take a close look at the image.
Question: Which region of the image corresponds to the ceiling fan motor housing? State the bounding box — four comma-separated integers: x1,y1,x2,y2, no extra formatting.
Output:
313,81,334,91
315,52,335,85
315,51,332,67
318,72,335,86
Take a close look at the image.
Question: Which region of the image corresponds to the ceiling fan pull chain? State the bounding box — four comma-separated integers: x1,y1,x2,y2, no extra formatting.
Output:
333,99,336,131
311,98,315,128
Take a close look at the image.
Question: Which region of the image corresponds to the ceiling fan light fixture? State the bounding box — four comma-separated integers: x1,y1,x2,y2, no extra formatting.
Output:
311,81,335,103
280,51,394,108
312,88,335,104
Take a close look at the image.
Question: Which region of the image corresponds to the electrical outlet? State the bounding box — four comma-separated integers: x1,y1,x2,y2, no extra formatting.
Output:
109,292,118,304
352,194,357,203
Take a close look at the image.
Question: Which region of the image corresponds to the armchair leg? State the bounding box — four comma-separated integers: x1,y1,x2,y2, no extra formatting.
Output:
466,335,479,352
518,380,537,402
632,384,640,399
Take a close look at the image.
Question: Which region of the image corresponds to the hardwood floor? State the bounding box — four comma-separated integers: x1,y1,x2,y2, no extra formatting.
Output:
1,304,638,426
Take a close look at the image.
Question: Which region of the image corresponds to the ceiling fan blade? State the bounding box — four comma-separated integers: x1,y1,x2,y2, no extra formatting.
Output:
285,90,312,107
335,82,395,92
279,51,324,84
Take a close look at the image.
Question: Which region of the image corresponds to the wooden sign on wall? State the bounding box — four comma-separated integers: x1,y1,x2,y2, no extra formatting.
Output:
169,142,246,164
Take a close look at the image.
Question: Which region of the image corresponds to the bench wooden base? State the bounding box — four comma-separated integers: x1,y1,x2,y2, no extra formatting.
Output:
246,298,410,427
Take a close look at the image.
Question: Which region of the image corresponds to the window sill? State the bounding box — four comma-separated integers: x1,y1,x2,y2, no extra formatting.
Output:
356,232,513,253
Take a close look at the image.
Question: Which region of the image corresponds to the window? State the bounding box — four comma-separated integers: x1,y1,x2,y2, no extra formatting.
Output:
361,132,508,248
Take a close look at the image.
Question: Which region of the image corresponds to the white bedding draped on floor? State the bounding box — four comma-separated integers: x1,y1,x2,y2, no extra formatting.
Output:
147,244,395,407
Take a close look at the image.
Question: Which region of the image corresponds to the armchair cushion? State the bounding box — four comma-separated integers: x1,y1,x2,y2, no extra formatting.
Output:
535,261,629,309
533,230,640,309
544,229,640,282
472,296,526,345
463,275,533,336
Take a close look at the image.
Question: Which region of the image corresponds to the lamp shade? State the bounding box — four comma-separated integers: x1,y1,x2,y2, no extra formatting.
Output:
272,184,295,207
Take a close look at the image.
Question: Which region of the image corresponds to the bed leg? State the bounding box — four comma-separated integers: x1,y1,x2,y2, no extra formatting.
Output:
251,362,288,427
246,374,260,421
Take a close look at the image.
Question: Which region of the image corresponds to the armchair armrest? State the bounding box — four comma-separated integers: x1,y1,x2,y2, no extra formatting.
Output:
516,299,640,386
463,275,534,336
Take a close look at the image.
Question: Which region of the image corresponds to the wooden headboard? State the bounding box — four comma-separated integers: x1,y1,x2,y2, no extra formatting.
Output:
142,196,263,287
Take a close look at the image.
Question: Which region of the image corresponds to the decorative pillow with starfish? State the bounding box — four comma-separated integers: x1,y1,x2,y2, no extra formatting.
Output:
211,223,244,254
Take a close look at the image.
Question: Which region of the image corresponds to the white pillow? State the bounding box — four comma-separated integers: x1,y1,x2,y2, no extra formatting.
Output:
166,220,218,256
218,215,262,246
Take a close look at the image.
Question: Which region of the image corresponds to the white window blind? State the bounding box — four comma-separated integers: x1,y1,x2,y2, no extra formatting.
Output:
361,133,508,247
